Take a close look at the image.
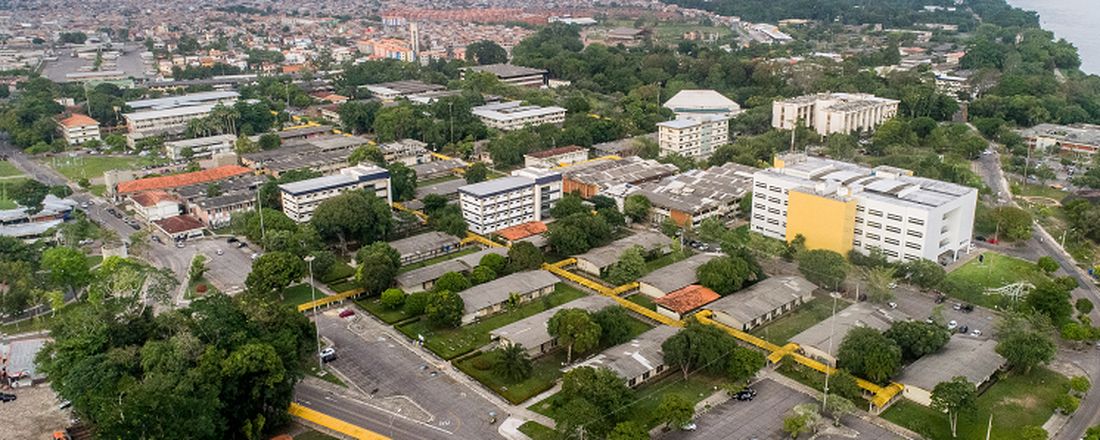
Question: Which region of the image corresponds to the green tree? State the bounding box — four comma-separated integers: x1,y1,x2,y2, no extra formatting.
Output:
189,254,207,282
996,313,1057,373
592,306,635,347
1020,426,1050,440
1036,256,1059,274
245,252,303,298
348,145,384,165
663,322,739,379
931,376,977,438
388,162,417,202
380,288,406,310
1070,376,1091,395
557,366,634,437
899,259,946,290
783,404,819,439
469,265,496,284
608,421,648,440
506,241,544,272
258,133,281,150
885,320,951,361
404,291,430,316
338,100,382,134
1025,281,1074,325
1056,394,1081,414
696,255,757,295
823,395,856,426
657,394,694,429
311,190,392,252
41,246,91,296
623,194,651,223
492,343,533,382
0,260,35,318
989,206,1033,241
548,308,601,364
466,40,508,65
798,249,848,289
465,162,489,183
424,290,464,328
479,253,507,275
1077,298,1094,314
433,271,471,293
356,251,399,296
551,193,588,218
727,346,766,381
606,246,646,285
837,327,902,384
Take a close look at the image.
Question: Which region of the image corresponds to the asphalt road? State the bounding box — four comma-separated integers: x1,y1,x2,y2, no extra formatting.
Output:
295,384,456,440
973,140,1100,440
662,379,902,440
315,311,505,440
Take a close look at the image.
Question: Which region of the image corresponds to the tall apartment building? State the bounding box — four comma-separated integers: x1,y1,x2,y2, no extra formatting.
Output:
458,168,562,234
772,93,899,136
656,115,729,159
279,164,392,223
750,154,976,263
472,101,567,131
57,114,101,145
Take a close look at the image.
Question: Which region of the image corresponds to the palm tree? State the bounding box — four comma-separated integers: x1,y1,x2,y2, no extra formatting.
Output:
492,344,532,382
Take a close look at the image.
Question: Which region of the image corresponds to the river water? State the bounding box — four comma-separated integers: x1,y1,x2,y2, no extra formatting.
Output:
1006,0,1100,74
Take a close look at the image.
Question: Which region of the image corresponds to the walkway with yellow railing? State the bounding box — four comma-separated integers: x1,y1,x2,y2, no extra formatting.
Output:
296,287,365,313
289,403,389,440
695,310,903,411
462,231,505,248
542,258,682,327
392,201,429,223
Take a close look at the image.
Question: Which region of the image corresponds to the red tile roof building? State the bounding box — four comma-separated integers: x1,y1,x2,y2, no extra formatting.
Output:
495,221,547,242
115,165,251,194
654,284,720,318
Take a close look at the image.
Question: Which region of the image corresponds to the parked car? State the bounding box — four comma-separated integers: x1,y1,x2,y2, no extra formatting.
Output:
952,303,962,311
958,325,969,334
320,347,337,363
734,388,757,401
226,237,239,244
961,304,974,313
887,302,898,309
680,421,697,431
970,329,983,337
947,320,958,330
0,393,16,402
339,309,355,318
216,249,224,256
151,236,162,244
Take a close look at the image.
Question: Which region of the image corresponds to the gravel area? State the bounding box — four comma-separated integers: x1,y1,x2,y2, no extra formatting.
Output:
1,386,71,440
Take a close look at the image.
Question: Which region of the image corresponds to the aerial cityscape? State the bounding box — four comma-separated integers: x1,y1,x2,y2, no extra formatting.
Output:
1,0,1100,439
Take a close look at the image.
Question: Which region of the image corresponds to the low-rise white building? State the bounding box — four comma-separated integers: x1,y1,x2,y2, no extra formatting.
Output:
458,168,562,234
164,134,236,160
657,115,729,159
524,145,588,168
57,114,101,146
772,93,900,136
662,89,742,119
379,139,433,165
128,190,181,222
472,101,566,131
279,164,391,223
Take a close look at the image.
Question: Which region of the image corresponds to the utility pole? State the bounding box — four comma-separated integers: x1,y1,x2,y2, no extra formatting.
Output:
304,254,322,371
822,294,839,411
256,186,266,242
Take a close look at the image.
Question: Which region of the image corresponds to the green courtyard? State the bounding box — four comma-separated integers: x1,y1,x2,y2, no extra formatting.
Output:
42,155,142,181
751,295,849,345
883,368,1070,440
942,252,1049,309
396,284,587,359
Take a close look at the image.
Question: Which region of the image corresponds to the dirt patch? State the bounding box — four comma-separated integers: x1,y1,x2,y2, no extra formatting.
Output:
1002,394,1040,410
1,385,71,440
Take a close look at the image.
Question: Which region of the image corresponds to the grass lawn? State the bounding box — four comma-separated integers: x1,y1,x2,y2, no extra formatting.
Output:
518,421,560,440
305,364,347,388
282,283,323,308
883,368,1070,440
644,251,689,274
751,296,849,345
418,174,461,187
88,184,107,197
456,314,653,404
530,372,726,430
0,177,28,209
626,293,657,311
0,160,24,178
398,246,480,274
356,297,414,324
0,302,79,335
84,255,103,267
320,262,356,284
327,280,359,293
942,252,1048,309
44,155,141,181
396,284,587,359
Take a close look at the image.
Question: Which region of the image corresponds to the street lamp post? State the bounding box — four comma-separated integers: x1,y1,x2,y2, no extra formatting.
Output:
304,255,322,370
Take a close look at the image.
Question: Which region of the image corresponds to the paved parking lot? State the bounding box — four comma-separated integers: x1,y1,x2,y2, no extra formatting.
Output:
663,379,903,440
891,285,999,338
315,311,505,440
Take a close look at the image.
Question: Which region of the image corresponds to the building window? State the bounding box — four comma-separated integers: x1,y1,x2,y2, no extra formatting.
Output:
868,221,881,229
886,225,901,234
869,209,883,217
885,238,900,245
887,213,902,221
866,233,880,240
906,242,921,250
909,218,924,226
907,230,922,238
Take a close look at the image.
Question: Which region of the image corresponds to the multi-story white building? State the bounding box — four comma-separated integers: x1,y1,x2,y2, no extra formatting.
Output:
750,154,976,263
523,145,588,168
461,64,549,88
164,134,236,160
57,114,101,145
472,101,567,131
126,91,240,112
124,103,219,141
656,115,729,159
458,168,562,234
772,93,900,136
662,89,742,119
279,164,392,223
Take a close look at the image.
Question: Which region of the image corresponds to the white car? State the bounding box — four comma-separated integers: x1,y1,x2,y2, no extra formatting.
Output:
320,347,337,363
971,329,983,337
887,302,898,309
947,320,958,330
216,249,224,256
680,422,697,431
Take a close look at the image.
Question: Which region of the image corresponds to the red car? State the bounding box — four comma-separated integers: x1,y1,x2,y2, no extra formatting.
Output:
338,309,355,318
